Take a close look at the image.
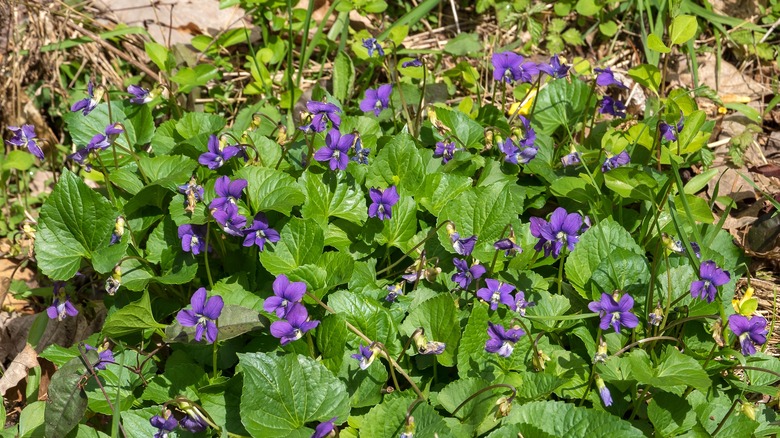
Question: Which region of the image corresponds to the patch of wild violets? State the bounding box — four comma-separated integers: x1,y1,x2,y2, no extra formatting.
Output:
8,28,777,438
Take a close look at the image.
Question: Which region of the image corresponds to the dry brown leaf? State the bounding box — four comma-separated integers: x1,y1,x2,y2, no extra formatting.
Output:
670,53,770,101
0,344,39,396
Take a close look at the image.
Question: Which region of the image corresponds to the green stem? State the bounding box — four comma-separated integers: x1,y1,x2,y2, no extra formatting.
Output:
612,336,680,356
711,398,740,437
629,386,651,421
94,154,117,206
212,324,219,379
376,220,452,276
204,221,214,289
376,342,400,392
413,58,428,138
306,332,316,359
556,254,565,295
451,383,517,416
116,255,158,274
104,91,119,170
579,80,598,146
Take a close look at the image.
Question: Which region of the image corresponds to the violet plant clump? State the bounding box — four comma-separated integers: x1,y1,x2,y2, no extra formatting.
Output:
21,10,768,437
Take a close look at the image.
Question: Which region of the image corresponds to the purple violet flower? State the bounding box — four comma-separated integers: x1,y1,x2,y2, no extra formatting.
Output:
492,51,539,83
212,203,247,237
728,314,768,356
263,274,306,318
561,151,581,167
243,212,280,250
150,412,178,438
300,101,342,133
209,176,248,211
178,178,204,212
69,124,121,166
105,123,124,141
485,322,525,357
596,376,613,407
402,58,423,68
500,137,537,165
362,38,384,57
360,84,392,116
368,186,399,220
512,291,534,316
450,232,477,256
47,286,78,321
71,81,100,115
312,417,338,438
594,67,628,89
601,150,631,172
500,117,537,164
669,238,702,259
352,136,370,165
198,134,241,169
539,54,570,79
690,260,730,303
270,303,320,345
434,141,457,164
598,96,626,118
84,344,115,371
494,237,522,256
660,114,685,141
452,258,486,289
177,287,224,344
314,128,354,171
180,414,208,433
386,284,404,302
477,279,516,311
351,344,377,370
529,207,583,259
6,125,43,160
178,224,207,255
588,293,640,333
127,84,152,104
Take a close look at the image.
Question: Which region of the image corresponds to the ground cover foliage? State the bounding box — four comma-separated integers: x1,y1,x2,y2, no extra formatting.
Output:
2,0,780,437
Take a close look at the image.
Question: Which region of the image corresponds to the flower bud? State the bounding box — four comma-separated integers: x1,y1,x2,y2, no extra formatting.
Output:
92,85,106,105
22,222,36,240
386,283,404,302
114,216,125,238
276,124,288,144
596,375,612,407
533,349,551,371
484,130,494,150
105,265,121,295
251,113,263,130
740,401,756,421
594,338,608,363
711,318,725,347
423,266,441,282
495,396,512,418
445,222,457,237
649,302,664,327
400,415,415,438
